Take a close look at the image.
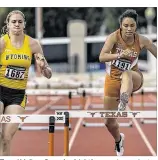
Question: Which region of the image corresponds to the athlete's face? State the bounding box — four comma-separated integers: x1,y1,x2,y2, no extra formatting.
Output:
120,17,137,37
8,13,25,35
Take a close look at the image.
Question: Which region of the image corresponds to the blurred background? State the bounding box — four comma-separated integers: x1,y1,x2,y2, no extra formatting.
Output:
0,7,157,89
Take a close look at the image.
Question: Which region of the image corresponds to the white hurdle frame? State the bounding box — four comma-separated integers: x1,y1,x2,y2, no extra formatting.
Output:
20,86,156,131
82,88,133,127
77,87,156,128
19,89,79,131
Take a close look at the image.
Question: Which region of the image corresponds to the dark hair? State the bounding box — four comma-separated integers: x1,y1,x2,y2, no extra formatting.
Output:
119,9,138,25
1,10,26,36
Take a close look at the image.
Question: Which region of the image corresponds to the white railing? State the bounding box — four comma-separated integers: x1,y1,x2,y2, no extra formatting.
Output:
40,34,157,45
38,34,157,74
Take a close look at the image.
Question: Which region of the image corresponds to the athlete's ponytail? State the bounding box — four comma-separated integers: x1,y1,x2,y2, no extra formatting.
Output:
1,25,8,37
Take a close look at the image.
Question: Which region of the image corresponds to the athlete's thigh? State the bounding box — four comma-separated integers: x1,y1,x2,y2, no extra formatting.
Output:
104,96,119,124
104,75,120,110
3,105,25,137
104,96,119,110
4,104,25,115
0,101,4,114
131,70,143,92
0,101,4,134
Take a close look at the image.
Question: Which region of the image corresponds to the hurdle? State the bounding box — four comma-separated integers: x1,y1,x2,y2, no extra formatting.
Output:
22,89,86,131
6,112,69,156
139,88,157,124
48,112,69,156
84,87,157,109
79,86,157,128
25,89,53,111
18,96,66,131
78,88,134,128
1,113,67,156
25,89,78,111
49,90,81,110
54,90,87,130
49,91,73,130
9,112,69,156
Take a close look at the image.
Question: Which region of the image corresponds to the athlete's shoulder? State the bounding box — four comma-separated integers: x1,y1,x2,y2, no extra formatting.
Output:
27,36,41,53
1,34,8,38
1,34,9,42
0,36,6,44
137,33,149,41
137,33,152,48
27,35,39,46
106,30,118,44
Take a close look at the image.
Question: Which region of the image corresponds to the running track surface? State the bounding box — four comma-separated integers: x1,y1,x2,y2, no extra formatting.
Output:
11,93,157,156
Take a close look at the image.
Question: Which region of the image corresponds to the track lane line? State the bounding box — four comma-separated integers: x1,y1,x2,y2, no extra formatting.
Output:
147,94,157,102
127,106,156,156
66,97,91,154
30,96,62,115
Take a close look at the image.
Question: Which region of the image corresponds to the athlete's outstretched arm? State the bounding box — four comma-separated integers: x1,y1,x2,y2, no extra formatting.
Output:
30,38,52,79
139,35,157,58
99,33,118,62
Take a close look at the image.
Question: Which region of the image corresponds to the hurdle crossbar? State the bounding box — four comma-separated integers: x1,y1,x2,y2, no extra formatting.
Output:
49,105,81,110
90,102,156,109
25,106,38,111
82,120,133,127
77,87,156,96
81,90,134,128
140,119,157,124
26,89,78,96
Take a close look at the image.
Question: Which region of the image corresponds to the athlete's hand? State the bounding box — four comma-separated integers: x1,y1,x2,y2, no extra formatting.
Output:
119,49,132,58
35,53,45,68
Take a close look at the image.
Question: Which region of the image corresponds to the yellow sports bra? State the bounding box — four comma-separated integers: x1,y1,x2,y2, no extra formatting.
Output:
0,34,32,90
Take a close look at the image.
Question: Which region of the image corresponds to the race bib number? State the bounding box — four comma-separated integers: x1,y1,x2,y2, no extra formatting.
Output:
5,66,26,80
112,59,131,71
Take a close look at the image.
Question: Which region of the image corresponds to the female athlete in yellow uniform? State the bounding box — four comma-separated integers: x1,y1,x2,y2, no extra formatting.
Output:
0,10,52,155
99,9,157,156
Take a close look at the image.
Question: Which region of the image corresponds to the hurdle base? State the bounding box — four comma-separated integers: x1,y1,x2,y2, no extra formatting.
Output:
140,119,157,124
82,121,133,128
18,124,72,131
119,121,133,127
